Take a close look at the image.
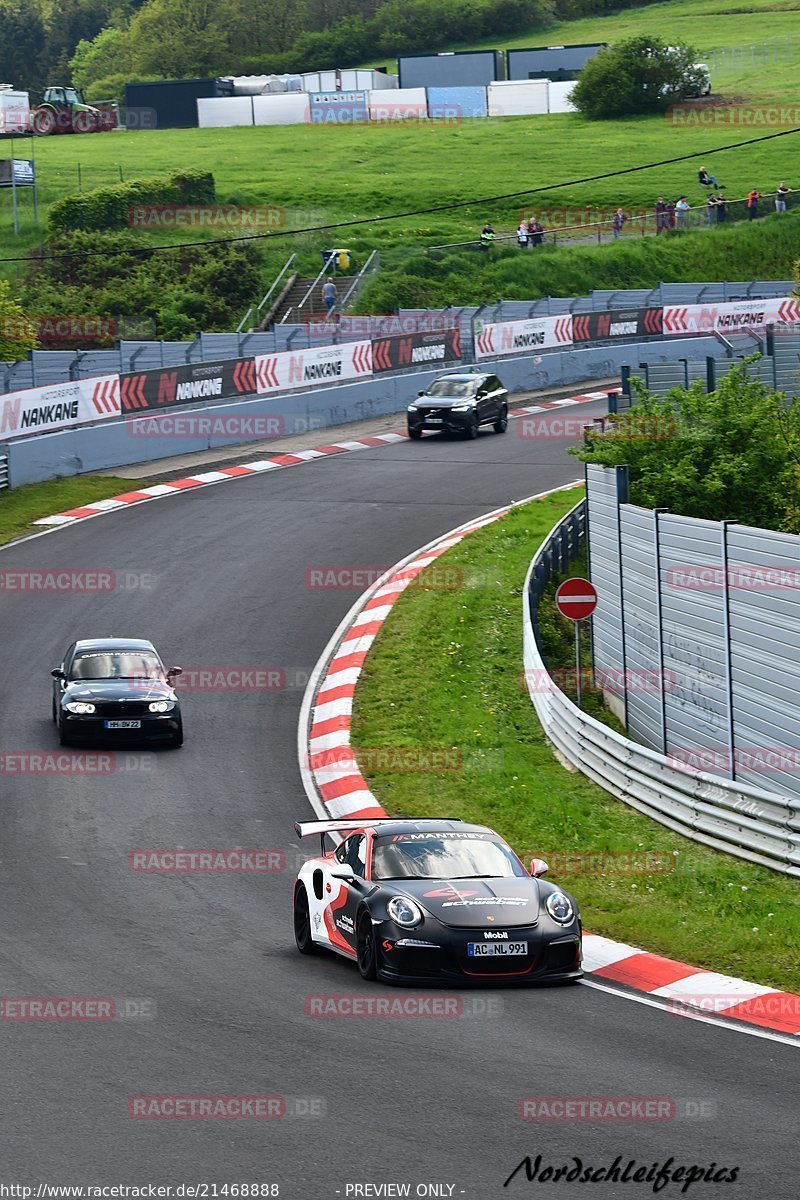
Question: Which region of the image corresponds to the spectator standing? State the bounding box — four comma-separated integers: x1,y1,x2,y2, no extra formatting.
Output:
775,181,791,212
746,189,763,220
655,197,668,233
480,222,496,251
706,193,718,225
611,208,625,239
665,199,676,230
517,220,529,248
675,196,690,229
698,165,721,188
528,218,544,248
322,277,337,316
715,192,727,223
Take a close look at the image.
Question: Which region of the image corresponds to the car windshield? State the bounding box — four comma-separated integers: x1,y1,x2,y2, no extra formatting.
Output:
426,379,477,398
69,651,163,681
372,834,527,880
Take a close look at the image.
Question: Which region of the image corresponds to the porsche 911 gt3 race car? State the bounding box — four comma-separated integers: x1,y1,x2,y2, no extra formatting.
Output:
293,817,582,984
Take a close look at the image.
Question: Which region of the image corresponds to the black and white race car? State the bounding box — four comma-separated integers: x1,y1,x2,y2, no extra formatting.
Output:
293,818,582,984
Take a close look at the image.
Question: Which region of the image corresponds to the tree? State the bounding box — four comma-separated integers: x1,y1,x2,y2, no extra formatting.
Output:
569,36,706,120
0,280,38,362
71,26,133,92
570,360,800,533
0,0,46,92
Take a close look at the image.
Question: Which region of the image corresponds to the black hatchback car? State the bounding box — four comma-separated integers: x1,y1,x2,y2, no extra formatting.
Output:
407,372,509,439
51,638,183,747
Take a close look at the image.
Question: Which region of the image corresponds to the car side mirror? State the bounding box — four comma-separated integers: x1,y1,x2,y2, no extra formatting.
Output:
166,666,183,677
329,864,358,884
418,390,425,397
530,857,549,877
51,668,65,679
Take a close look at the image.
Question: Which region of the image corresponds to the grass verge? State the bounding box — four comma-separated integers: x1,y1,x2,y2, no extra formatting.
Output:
350,486,800,991
0,476,149,546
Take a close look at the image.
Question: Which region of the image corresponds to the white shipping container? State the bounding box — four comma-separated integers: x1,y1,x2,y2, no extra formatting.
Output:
252,93,310,126
197,97,254,127
547,80,577,113
487,80,549,117
0,88,30,134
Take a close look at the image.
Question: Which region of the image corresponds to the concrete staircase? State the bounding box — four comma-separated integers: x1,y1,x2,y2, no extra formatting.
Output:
272,276,357,324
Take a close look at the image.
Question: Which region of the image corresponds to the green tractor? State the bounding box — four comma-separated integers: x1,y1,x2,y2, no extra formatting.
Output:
32,86,116,135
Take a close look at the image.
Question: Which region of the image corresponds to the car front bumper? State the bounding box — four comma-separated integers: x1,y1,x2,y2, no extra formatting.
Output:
407,410,474,434
376,923,582,986
61,712,181,742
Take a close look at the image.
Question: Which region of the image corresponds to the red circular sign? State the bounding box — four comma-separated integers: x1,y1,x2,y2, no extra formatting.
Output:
555,577,598,621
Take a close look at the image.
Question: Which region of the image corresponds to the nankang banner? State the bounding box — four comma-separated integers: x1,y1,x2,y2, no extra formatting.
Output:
120,359,256,413
573,308,663,341
663,296,800,335
0,375,120,440
372,329,461,373
255,342,373,394
474,315,573,359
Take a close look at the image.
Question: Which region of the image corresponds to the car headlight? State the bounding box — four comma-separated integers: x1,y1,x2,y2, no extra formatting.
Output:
408,404,419,411
387,896,423,928
148,700,175,713
545,891,574,924
451,403,475,411
66,701,96,714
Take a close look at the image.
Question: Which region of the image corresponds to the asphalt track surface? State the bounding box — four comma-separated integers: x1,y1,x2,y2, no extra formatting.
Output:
0,402,795,1198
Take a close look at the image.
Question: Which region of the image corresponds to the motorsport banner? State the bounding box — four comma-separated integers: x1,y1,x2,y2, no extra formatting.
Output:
372,329,461,373
573,308,663,341
120,359,256,414
0,375,120,440
662,296,800,335
254,341,373,394
474,315,573,359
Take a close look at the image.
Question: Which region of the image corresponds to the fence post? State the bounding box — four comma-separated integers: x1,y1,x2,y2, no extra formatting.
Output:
721,520,736,780
616,465,630,728
654,508,668,755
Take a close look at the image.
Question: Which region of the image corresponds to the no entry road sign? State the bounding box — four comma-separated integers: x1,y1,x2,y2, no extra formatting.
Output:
555,577,598,621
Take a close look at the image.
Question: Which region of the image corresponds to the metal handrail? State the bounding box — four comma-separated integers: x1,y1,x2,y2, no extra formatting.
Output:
296,254,338,315
237,253,296,333
340,250,379,311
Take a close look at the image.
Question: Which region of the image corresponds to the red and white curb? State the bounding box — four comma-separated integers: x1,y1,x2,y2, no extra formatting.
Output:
298,486,800,1041
30,390,614,529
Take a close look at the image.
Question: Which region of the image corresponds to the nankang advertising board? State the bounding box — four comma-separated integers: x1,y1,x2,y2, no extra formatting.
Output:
120,359,256,413
474,315,573,359
0,375,119,440
255,342,373,394
663,296,800,335
372,329,461,372
573,308,663,341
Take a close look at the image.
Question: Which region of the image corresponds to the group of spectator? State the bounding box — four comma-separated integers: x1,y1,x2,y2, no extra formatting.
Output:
479,166,793,249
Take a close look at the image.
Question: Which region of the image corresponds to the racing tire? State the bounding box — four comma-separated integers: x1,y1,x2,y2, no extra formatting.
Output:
407,426,422,440
293,885,317,956
465,414,480,440
356,910,379,980
493,407,508,434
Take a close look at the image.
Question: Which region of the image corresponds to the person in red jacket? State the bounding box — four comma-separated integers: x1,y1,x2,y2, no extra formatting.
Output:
746,189,763,220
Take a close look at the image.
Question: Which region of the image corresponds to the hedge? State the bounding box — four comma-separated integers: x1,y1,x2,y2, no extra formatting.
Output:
48,169,216,233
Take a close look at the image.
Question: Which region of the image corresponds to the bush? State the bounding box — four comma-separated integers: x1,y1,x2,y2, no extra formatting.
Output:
0,280,38,361
570,36,706,119
569,360,800,532
48,170,216,233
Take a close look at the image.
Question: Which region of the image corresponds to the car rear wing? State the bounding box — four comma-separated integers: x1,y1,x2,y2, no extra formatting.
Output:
294,818,398,841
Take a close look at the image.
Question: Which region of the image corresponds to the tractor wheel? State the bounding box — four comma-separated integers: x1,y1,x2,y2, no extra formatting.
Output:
73,110,98,134
33,107,56,135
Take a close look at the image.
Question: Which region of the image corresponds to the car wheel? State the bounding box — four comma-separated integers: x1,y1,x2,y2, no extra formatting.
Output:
465,414,479,440
407,426,422,440
58,718,70,747
356,910,379,980
293,885,317,955
51,697,57,724
494,406,508,434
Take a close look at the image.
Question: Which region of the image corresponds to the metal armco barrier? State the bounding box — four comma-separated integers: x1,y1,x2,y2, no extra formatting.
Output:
524,501,800,877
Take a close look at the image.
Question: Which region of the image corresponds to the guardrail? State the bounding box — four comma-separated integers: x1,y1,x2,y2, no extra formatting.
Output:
0,449,8,490
523,501,800,877
237,253,296,333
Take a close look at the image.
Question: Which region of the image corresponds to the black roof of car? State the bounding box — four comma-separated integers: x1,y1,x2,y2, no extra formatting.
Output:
367,818,497,837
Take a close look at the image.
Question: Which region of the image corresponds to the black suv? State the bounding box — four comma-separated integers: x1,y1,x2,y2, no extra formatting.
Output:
407,373,509,439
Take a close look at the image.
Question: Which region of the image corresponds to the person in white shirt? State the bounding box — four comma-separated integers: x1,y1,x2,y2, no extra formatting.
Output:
775,182,791,212
675,196,690,229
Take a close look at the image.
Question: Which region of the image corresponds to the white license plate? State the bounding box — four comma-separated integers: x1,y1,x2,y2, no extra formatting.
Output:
467,941,528,957
426,417,444,423
104,719,141,729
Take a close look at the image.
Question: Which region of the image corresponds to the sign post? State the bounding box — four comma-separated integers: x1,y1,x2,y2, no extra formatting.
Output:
554,577,599,709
